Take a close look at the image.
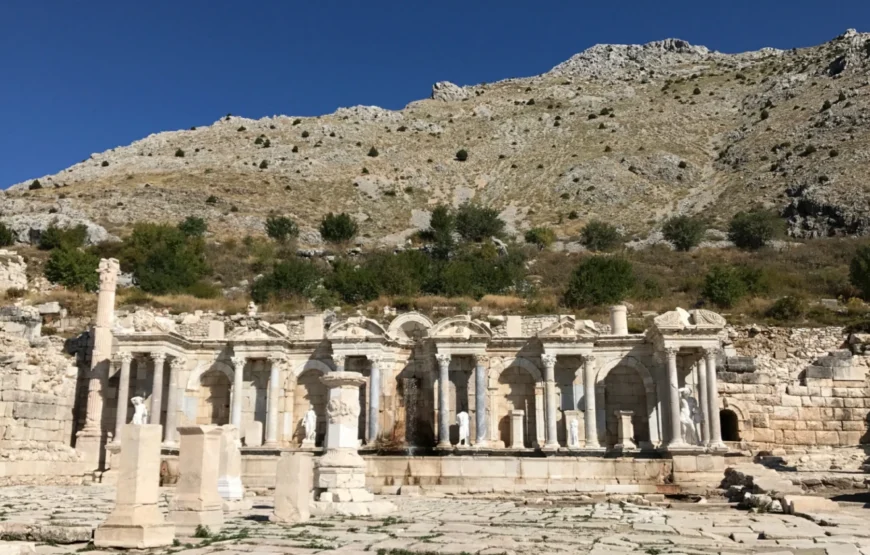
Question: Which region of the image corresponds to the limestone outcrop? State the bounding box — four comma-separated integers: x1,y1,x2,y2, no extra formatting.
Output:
0,250,27,292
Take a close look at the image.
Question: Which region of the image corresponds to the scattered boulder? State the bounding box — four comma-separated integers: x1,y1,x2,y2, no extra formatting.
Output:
431,81,468,102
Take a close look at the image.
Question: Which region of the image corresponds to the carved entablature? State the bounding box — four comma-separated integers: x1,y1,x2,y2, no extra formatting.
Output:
427,315,491,342
537,316,599,343
326,316,388,344
226,322,286,341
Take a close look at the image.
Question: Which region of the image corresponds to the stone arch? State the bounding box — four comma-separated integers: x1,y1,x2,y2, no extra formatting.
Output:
290,358,334,381
291,363,330,446
186,360,233,392
387,312,434,343
490,357,543,448
488,357,543,388
721,398,753,441
595,356,654,391
595,356,658,448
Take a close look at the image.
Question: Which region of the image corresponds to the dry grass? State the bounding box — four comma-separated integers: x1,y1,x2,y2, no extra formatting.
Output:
117,291,248,314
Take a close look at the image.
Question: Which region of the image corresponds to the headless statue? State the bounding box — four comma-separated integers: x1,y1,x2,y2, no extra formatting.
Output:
457,411,470,446
678,387,700,445
303,408,317,442
131,396,148,425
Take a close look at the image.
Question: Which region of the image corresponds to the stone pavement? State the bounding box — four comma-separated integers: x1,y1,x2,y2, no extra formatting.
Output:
1,486,869,555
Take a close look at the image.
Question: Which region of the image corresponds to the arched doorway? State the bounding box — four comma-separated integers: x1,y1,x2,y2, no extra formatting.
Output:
294,369,328,446
497,366,537,448
396,363,435,448
602,365,650,447
196,369,230,425
720,409,740,441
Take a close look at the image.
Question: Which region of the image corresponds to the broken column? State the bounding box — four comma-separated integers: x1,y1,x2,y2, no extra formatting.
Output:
271,452,314,523
217,425,247,510
610,305,628,336
169,426,224,534
311,371,394,516
94,424,175,548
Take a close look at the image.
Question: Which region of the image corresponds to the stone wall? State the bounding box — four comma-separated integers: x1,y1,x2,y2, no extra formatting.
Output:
722,325,870,451
0,333,87,485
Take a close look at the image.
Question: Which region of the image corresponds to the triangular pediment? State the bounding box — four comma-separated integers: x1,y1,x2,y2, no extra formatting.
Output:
537,316,598,339
428,316,491,340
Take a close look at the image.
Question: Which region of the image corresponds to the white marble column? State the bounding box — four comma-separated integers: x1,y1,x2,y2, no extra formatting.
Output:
473,354,488,446
265,357,282,447
149,352,166,426
367,355,382,444
542,354,559,449
665,347,685,448
435,353,451,448
332,354,346,372
583,355,599,448
163,356,185,445
112,352,133,444
230,356,246,429
705,349,725,449
696,356,710,446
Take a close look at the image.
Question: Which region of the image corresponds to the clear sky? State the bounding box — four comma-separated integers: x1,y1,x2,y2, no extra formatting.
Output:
1,0,868,188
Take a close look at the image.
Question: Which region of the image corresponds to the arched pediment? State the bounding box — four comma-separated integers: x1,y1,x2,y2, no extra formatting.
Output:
387,312,433,343
428,315,491,340
326,317,388,341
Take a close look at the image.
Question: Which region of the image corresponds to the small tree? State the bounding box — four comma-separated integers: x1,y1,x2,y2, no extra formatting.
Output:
456,149,469,161
175,149,185,158
251,259,322,303
0,223,14,247
564,256,635,307
367,147,379,157
44,246,100,291
662,215,705,251
849,245,870,300
581,220,621,252
259,160,268,169
524,227,556,249
39,224,87,251
425,204,455,259
265,215,299,243
178,216,207,238
766,296,805,321
319,213,358,244
702,265,746,308
728,209,780,250
29,180,42,190
455,203,505,242
206,195,218,205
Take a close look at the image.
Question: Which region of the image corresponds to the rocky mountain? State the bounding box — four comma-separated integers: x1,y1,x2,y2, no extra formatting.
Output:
3,30,870,247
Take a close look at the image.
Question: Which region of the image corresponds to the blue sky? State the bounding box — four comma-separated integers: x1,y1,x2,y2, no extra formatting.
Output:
1,0,867,188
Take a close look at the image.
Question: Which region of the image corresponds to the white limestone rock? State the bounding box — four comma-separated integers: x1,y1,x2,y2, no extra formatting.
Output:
0,214,116,246
431,81,468,102
0,250,27,292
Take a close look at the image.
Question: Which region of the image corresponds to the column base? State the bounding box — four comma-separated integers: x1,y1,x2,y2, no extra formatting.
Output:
162,441,179,449
542,443,561,453
708,442,728,453
94,522,176,549
263,441,278,448
436,441,452,450
168,507,224,536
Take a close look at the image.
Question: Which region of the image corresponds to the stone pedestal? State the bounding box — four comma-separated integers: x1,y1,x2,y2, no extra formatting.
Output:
271,452,314,523
217,425,249,511
169,426,224,535
94,425,175,548
243,421,263,447
509,410,525,449
311,372,394,517
614,410,636,450
300,438,316,449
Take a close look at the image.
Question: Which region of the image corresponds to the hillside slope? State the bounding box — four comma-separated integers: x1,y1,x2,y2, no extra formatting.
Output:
3,30,870,247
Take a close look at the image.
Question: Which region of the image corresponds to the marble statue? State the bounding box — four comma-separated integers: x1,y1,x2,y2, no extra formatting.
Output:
131,396,148,425
247,301,258,317
569,418,580,447
303,408,317,442
678,387,700,445
456,411,470,446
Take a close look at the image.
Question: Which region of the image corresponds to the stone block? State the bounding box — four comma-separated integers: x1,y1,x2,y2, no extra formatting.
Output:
207,321,225,340
217,425,244,501
838,431,862,445
243,421,263,447
815,431,840,445
169,426,224,535
781,495,839,515
272,452,313,523
94,424,175,548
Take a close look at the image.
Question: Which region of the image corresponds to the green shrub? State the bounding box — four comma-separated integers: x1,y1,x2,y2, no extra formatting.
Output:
524,227,556,249
177,216,207,238
101,161,109,167
661,215,705,251
194,525,211,539
367,147,379,157
364,250,431,297
185,281,221,299
765,296,805,321
427,244,526,298
5,287,25,299
206,195,218,205
259,160,268,169
849,245,870,300
727,210,780,250
44,247,100,291
29,180,42,190
455,149,468,161
423,204,455,259
702,265,746,308
319,213,358,244
301,130,310,138
250,259,322,303
120,224,208,294
580,220,622,252
325,259,380,304
455,203,505,242
0,223,14,247
564,256,634,307
175,149,185,158
265,215,299,243
39,224,87,251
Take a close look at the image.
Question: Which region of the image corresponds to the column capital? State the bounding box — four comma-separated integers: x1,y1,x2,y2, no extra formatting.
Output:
169,356,186,371
367,354,384,366
541,353,557,369
702,347,720,359
151,351,167,364
472,353,490,365
268,354,287,367
230,355,246,369
435,353,451,368
117,351,133,365
664,346,680,358
583,354,597,365
332,353,346,371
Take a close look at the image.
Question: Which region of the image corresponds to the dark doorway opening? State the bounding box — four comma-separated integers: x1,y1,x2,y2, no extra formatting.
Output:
720,409,740,441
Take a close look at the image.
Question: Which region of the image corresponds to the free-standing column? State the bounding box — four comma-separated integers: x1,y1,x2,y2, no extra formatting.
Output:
230,356,246,429
542,354,559,449
112,352,133,444
265,357,282,447
149,352,166,426
367,355,382,444
583,355,599,448
696,356,710,446
435,353,451,448
665,347,685,447
705,349,725,448
163,356,185,445
473,354,488,446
